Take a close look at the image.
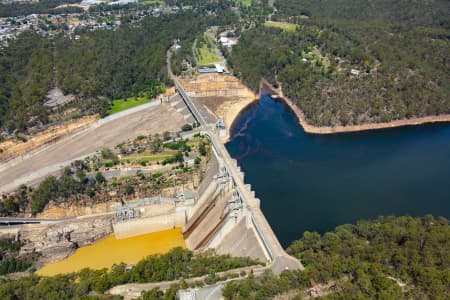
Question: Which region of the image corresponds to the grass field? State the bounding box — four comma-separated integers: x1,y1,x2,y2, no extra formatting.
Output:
264,21,298,32
109,97,150,115
194,35,221,66
123,151,175,164
239,0,251,7
138,0,164,5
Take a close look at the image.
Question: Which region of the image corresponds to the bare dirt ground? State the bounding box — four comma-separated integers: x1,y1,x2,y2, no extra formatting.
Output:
44,87,75,107
0,103,185,193
196,96,256,135
180,74,256,140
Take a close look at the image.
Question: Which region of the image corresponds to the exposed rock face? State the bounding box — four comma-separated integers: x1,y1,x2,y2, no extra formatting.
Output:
180,74,255,98
19,214,114,266
36,201,117,219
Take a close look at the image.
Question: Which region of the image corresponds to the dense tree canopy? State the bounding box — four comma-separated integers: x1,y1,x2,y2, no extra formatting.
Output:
0,32,53,132
0,10,235,133
0,247,259,299
223,215,449,299
229,0,450,127
275,0,449,28
0,0,82,18
0,238,33,275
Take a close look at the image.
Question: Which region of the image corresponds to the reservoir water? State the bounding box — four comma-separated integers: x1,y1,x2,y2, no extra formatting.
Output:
226,95,450,248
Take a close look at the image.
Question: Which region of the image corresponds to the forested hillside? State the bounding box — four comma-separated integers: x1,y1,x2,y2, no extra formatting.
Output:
223,215,449,299
54,13,205,100
0,32,54,132
0,247,260,299
0,11,233,133
275,0,449,27
229,0,450,127
0,215,446,299
0,0,82,18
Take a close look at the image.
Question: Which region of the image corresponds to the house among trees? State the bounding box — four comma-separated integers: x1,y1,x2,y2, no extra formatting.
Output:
350,68,360,76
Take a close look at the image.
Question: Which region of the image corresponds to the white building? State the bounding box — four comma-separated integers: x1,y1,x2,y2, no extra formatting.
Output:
219,36,237,48
214,63,224,73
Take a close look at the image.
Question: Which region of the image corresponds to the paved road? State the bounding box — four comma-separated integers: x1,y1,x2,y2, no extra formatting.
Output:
109,265,268,300
0,217,68,225
0,102,186,193
168,49,302,274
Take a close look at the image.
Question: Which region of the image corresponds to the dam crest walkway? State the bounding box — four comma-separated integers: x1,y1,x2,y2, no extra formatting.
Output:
170,69,302,273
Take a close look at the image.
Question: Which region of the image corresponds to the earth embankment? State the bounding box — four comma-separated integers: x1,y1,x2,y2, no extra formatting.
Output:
0,102,185,193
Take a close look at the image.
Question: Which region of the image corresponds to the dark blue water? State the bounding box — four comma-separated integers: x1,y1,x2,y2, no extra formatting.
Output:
226,95,450,248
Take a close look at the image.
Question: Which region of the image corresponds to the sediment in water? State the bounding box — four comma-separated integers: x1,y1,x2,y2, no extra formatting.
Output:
37,228,185,276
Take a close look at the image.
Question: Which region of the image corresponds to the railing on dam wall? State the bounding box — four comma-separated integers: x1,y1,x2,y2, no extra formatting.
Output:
173,71,303,273
175,79,280,261
251,215,273,261
199,131,276,261
113,210,186,240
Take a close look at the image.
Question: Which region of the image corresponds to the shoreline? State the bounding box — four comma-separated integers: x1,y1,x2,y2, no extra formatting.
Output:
260,79,450,135
222,96,258,142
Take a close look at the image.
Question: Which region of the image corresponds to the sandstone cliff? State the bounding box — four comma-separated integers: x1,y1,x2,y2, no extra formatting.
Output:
19,214,114,267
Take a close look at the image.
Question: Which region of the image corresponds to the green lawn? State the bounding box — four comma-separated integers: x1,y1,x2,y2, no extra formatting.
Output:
138,0,164,5
194,35,221,66
238,0,251,7
120,150,175,164
264,21,298,32
109,97,150,115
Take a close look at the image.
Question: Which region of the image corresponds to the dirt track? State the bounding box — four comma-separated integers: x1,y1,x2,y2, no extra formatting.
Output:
0,103,186,193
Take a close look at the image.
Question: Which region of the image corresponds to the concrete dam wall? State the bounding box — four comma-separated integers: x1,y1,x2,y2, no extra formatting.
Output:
113,211,186,240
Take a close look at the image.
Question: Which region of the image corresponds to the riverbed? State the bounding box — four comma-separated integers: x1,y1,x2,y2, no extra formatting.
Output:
37,228,185,276
226,95,450,247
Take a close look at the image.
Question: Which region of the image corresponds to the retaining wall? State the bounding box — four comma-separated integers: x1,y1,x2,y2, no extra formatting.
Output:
113,211,186,240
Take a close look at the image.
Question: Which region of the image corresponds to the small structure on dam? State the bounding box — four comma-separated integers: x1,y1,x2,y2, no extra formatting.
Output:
181,160,270,263
106,151,271,264
111,196,192,240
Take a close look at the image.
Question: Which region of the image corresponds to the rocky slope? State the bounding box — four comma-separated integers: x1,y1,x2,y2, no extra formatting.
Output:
18,214,114,266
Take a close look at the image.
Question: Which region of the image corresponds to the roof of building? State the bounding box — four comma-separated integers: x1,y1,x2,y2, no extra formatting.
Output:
198,67,217,73
214,63,224,73
183,189,196,199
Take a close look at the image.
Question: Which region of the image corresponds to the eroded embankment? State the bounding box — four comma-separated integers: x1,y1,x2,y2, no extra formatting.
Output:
260,79,450,134
0,102,186,193
0,115,99,163
17,214,115,267
179,73,257,140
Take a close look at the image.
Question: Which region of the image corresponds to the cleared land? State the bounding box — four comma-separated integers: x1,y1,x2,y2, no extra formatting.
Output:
239,0,251,7
138,0,164,5
109,97,151,114
0,115,98,162
180,74,256,140
264,21,298,32
0,103,186,192
194,35,221,66
120,151,174,165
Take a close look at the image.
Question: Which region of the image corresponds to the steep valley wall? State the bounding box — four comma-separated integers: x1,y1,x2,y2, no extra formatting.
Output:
18,214,114,267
